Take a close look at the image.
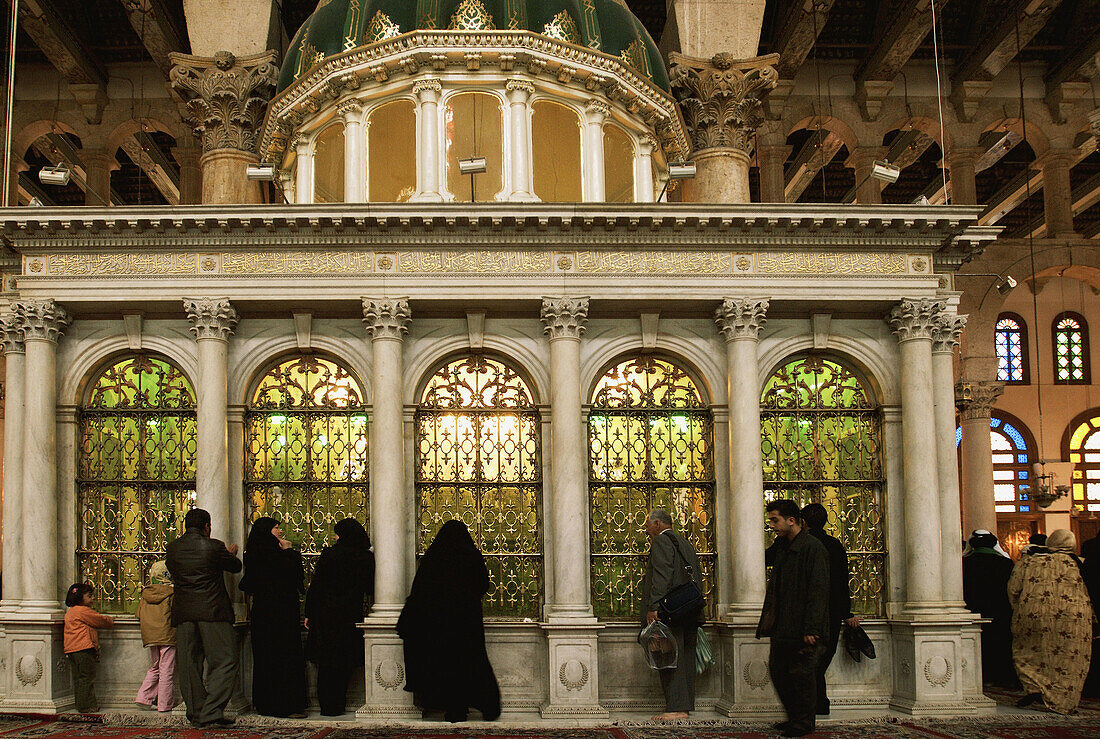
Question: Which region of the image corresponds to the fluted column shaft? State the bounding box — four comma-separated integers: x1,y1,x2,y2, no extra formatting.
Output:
340,100,367,203
959,381,1003,535
16,300,71,611
932,312,968,606
582,103,607,201
363,298,412,617
413,80,443,202
185,298,238,541
0,315,25,608
715,298,769,619
541,297,592,620
889,299,945,609
506,81,535,200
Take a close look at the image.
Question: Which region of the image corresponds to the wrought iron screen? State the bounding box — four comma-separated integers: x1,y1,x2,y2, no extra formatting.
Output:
78,355,197,613
245,355,369,581
761,355,886,616
588,356,717,620
416,354,542,618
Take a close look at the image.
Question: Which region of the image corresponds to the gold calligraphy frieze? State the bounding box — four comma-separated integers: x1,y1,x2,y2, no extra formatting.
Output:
219,251,374,274
47,253,195,276
398,251,553,273
754,252,908,275
575,251,729,274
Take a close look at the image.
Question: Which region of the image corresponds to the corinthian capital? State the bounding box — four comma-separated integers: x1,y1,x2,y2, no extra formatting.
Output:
0,312,25,353
888,298,946,342
715,298,769,341
169,50,279,155
540,297,589,340
15,299,71,343
956,380,1003,421
184,298,239,341
932,313,968,354
668,52,778,154
362,298,411,340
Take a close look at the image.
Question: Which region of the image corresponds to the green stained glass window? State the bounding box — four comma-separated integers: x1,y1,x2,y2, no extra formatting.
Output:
589,356,716,620
245,355,369,582
761,355,886,616
1053,312,1090,384
78,355,197,613
416,354,542,618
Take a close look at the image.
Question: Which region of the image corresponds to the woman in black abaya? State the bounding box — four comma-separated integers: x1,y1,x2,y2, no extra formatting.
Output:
397,519,501,723
239,516,307,717
305,518,374,716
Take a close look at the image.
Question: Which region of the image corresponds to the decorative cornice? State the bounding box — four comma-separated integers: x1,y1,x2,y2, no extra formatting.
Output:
169,50,279,155
183,297,239,340
932,313,967,353
888,298,946,342
957,380,1003,421
15,299,71,343
668,52,779,154
362,298,411,340
541,296,589,339
0,313,25,354
714,298,769,341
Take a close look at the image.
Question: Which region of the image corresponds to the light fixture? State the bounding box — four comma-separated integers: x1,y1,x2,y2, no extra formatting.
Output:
913,194,930,205
870,160,900,184
458,157,487,175
246,163,276,181
38,165,71,186
997,275,1017,295
667,161,697,180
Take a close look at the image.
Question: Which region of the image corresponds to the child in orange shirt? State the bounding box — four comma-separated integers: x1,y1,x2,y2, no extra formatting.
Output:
63,583,114,713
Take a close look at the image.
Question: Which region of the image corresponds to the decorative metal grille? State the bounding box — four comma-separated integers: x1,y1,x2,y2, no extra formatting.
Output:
78,355,196,613
761,355,886,616
995,314,1027,383
416,354,542,618
1054,312,1089,384
588,356,717,620
245,355,369,581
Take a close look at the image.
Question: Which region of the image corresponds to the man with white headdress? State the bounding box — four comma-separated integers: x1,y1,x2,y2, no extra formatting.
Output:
962,530,1017,688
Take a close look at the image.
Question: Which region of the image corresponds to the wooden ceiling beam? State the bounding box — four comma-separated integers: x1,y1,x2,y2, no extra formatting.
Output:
953,0,1062,84
784,129,844,202
119,134,180,205
774,0,837,79
1016,170,1100,238
116,0,189,78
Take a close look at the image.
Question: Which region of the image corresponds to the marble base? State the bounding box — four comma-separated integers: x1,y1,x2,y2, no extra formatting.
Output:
0,615,72,712
888,616,995,716
540,621,608,718
713,623,779,717
357,619,420,719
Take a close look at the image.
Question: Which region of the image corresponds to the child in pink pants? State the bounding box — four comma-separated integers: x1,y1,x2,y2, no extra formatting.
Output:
136,561,176,712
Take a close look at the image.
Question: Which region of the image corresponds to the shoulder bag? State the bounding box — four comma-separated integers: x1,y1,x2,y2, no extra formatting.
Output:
656,533,705,625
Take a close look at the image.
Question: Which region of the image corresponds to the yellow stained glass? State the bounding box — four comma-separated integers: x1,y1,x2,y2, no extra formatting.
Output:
445,93,503,202
603,124,634,203
532,101,582,202
369,100,416,202
314,123,345,203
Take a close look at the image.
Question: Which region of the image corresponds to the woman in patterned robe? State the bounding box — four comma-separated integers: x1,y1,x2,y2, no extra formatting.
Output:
1008,529,1094,714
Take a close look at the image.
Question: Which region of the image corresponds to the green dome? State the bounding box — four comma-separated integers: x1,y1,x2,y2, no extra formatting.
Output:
278,0,668,92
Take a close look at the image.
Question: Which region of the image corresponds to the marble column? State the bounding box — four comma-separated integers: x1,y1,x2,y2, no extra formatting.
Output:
506,80,536,201
932,312,968,607
293,136,312,204
958,381,1003,536
16,299,71,612
888,298,945,611
362,298,412,618
669,52,777,203
714,298,769,620
184,298,238,541
756,143,791,203
0,314,25,609
846,146,888,204
582,102,607,201
80,148,119,206
339,99,367,203
1038,149,1077,238
635,134,657,202
169,50,278,204
947,147,983,206
412,79,444,202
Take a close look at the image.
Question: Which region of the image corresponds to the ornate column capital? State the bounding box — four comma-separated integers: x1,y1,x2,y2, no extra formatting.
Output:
714,298,769,341
362,298,411,340
506,79,535,100
413,78,442,101
932,313,968,354
584,99,610,123
169,49,279,156
184,297,239,341
336,98,365,122
668,52,779,154
888,298,946,343
15,299,71,343
0,313,25,353
540,297,589,340
956,380,1004,421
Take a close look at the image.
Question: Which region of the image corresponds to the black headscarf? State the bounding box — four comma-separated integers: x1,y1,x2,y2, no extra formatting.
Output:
240,516,303,596
246,517,280,555
334,517,371,553
305,518,375,666
410,520,489,601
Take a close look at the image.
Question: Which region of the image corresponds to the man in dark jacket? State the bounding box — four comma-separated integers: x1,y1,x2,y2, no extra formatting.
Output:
1079,531,1100,697
166,508,242,728
961,529,1016,688
642,508,702,720
758,499,829,738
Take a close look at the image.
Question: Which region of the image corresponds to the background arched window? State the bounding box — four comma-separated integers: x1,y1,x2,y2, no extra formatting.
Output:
955,413,1035,514
588,356,716,619
532,100,582,202
78,355,196,612
245,355,368,578
313,124,345,203
368,100,416,202
996,312,1029,383
416,355,542,618
1053,311,1090,384
444,93,503,202
1067,411,1100,513
761,355,886,616
603,124,635,202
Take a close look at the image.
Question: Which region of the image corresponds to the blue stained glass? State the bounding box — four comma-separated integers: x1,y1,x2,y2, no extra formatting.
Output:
1019,471,1028,478
1018,454,1028,464
1021,506,1030,511
955,427,962,447
991,417,1002,429
1002,422,1026,450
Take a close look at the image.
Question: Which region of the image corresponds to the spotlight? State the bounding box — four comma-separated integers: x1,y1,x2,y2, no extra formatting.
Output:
246,164,276,181
38,165,71,186
667,161,697,180
870,160,900,184
997,275,1017,295
458,157,487,175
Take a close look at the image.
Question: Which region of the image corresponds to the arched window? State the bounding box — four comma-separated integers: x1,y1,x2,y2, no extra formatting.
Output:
956,414,1036,513
996,312,1029,383
603,124,635,202
416,355,542,617
588,356,716,619
313,124,345,203
1053,311,1090,384
444,93,504,202
78,355,196,612
532,100,582,202
368,100,416,202
761,355,886,616
245,356,368,578
1067,411,1100,513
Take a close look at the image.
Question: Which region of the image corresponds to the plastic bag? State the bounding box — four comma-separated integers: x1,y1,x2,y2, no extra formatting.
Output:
638,620,678,670
695,627,716,675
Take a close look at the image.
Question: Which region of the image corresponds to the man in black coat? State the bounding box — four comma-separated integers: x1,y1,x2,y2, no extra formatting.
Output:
758,499,829,738
1080,532,1100,697
166,508,243,728
961,530,1016,688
